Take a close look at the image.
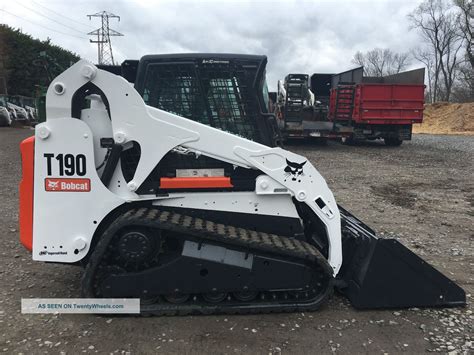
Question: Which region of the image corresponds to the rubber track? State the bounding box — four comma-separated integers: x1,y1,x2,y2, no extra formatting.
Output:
82,207,333,315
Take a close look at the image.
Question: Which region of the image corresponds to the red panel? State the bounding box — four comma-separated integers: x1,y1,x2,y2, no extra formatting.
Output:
160,177,233,189
328,88,336,120
19,136,34,251
352,86,362,121
329,84,425,125
356,84,425,124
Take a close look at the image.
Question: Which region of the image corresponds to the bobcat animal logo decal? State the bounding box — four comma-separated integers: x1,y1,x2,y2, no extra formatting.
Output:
47,180,60,190
284,159,306,182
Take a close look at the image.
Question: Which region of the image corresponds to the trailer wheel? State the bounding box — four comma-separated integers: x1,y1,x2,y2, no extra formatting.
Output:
384,137,403,146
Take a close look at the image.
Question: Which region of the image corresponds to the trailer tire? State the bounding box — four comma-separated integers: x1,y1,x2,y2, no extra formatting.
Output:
384,137,403,146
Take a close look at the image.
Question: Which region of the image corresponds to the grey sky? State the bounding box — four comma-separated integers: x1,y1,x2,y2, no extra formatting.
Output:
2,0,425,90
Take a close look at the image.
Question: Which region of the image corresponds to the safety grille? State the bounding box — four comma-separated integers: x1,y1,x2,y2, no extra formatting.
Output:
141,62,261,141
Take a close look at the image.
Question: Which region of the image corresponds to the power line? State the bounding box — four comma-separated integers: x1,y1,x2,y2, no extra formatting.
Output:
15,2,87,34
30,0,94,30
0,9,87,40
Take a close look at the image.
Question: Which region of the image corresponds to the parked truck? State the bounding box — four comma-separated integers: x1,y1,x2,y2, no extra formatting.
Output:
327,67,425,146
277,67,425,146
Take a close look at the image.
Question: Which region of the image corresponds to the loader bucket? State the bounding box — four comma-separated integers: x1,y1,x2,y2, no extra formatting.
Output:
336,206,466,309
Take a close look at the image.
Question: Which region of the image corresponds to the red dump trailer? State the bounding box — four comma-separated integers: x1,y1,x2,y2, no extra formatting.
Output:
326,67,425,146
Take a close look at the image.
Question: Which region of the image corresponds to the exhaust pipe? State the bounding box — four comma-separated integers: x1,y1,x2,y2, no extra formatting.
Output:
336,206,466,309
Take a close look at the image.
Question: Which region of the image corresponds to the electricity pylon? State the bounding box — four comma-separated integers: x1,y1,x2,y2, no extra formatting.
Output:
87,11,123,65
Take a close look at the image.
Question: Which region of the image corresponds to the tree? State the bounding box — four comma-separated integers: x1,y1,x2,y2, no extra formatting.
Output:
454,0,473,101
451,63,474,102
412,47,435,102
408,0,464,102
0,25,80,96
352,48,411,77
455,0,473,69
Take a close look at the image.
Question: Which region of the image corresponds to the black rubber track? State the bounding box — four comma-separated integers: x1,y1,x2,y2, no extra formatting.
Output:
82,207,334,316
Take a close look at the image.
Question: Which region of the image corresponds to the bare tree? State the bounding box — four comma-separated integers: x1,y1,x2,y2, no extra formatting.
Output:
451,63,474,102
408,0,464,102
412,48,435,102
352,48,411,77
454,0,473,101
455,0,474,69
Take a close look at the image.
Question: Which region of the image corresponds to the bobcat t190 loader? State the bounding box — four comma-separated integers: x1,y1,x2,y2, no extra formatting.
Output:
19,59,465,315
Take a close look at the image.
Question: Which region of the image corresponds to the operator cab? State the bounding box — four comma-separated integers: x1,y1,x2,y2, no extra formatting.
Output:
99,54,281,147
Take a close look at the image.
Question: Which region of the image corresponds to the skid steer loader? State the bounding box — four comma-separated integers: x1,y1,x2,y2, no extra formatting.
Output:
19,59,465,315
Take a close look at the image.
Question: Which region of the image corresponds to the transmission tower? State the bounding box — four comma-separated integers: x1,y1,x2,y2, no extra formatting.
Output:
87,11,124,65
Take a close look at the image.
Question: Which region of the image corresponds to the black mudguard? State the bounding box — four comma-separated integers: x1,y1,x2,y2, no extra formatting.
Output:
336,206,466,309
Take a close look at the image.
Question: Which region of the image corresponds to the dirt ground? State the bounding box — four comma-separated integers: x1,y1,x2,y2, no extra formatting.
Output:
413,102,474,135
0,127,472,354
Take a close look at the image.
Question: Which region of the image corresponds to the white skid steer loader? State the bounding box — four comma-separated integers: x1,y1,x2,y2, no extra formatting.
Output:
19,59,465,315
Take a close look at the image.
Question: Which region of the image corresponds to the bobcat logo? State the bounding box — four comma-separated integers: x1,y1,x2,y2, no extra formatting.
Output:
47,180,60,190
284,159,306,182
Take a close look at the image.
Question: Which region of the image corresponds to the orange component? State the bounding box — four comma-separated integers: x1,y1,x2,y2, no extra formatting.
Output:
160,177,233,189
19,136,35,251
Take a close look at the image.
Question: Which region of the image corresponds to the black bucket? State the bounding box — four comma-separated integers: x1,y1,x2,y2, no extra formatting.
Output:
336,206,466,309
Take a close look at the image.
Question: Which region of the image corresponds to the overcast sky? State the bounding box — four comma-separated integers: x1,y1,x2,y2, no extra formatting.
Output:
1,0,426,90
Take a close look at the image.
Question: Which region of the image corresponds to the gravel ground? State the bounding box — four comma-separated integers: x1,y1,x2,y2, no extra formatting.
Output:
0,127,472,354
